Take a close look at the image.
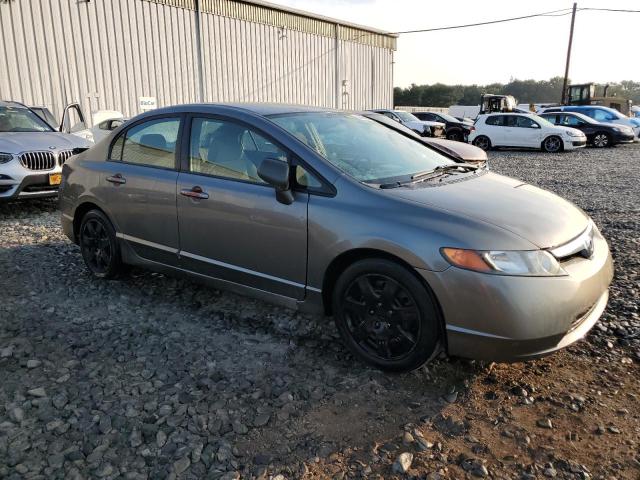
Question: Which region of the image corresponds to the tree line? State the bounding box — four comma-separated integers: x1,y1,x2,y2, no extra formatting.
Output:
394,77,640,107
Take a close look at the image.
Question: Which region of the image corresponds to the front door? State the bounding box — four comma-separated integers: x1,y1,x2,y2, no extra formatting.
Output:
176,115,308,300
104,115,182,264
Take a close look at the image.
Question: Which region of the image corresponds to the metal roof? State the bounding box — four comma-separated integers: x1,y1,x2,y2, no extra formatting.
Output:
143,0,397,50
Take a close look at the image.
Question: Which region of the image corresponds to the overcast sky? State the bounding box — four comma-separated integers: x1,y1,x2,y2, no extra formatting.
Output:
267,0,640,87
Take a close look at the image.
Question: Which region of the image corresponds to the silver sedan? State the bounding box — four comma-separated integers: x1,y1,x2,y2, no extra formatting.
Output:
59,104,613,372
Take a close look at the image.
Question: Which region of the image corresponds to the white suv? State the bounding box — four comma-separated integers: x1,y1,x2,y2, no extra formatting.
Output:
468,113,587,153
0,101,92,201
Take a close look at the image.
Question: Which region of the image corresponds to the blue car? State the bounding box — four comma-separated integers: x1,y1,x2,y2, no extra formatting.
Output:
540,105,640,141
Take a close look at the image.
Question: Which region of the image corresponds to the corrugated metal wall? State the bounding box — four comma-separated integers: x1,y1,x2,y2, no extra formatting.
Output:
0,0,394,125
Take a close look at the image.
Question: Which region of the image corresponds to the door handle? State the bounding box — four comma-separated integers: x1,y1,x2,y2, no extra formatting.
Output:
180,186,209,200
106,174,126,185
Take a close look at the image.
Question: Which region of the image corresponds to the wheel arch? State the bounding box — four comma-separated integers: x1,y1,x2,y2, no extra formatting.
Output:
321,247,448,352
542,134,563,152
72,201,111,242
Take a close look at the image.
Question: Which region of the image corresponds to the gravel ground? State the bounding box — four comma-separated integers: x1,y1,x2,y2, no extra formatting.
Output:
0,144,639,479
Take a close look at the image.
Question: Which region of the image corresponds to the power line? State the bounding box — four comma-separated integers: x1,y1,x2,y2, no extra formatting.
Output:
386,8,574,35
354,5,640,39
580,7,640,13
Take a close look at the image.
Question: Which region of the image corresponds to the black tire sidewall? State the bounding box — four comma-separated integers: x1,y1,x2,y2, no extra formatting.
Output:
447,130,462,141
79,210,123,279
473,136,491,151
332,258,442,372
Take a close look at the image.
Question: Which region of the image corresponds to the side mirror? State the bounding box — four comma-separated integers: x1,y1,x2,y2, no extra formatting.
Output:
257,158,294,205
72,147,90,155
531,123,540,128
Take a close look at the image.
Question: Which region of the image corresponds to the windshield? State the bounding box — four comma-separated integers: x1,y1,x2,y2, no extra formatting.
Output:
394,111,419,122
436,112,460,123
528,114,555,128
568,112,597,124
0,106,53,132
270,112,454,184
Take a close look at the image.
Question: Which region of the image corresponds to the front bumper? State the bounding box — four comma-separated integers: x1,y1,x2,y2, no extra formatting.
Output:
611,131,635,144
0,160,62,202
564,138,587,149
419,232,613,361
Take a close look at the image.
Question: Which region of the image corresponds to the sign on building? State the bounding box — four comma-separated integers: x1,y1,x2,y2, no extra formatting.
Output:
139,97,157,111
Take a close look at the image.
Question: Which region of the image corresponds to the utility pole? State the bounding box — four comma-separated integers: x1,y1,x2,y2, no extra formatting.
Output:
561,3,577,104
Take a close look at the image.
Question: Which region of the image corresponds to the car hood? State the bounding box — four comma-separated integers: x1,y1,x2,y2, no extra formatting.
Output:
0,132,92,154
391,171,588,249
424,138,487,163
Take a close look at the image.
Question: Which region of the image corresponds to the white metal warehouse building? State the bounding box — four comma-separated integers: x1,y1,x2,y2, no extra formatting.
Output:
0,0,397,124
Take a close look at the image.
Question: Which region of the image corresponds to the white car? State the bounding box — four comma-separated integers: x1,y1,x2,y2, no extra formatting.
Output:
468,113,587,153
90,110,128,142
370,109,445,137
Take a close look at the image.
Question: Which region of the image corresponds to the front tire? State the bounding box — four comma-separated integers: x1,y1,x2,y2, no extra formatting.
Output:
542,135,563,153
79,210,124,279
446,130,463,142
332,259,442,372
472,135,491,151
592,132,611,148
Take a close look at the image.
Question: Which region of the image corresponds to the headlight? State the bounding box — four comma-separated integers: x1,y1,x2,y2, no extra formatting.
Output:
565,130,582,137
0,152,14,164
442,248,567,276
612,127,621,132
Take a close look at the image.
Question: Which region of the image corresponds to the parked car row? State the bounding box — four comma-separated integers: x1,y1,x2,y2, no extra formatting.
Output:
370,109,446,138
468,107,637,153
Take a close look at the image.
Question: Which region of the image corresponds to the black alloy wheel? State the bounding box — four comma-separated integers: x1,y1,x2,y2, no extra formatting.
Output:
79,210,124,279
333,259,441,372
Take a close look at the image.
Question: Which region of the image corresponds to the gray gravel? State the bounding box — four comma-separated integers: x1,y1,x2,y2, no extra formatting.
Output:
1,144,639,479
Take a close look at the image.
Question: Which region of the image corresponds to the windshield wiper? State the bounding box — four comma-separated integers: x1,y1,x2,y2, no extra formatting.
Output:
377,163,480,189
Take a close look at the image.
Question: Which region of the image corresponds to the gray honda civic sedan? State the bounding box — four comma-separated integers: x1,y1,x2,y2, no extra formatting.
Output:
60,104,613,372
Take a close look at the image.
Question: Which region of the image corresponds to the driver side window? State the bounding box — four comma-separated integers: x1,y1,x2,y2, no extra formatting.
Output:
188,118,286,184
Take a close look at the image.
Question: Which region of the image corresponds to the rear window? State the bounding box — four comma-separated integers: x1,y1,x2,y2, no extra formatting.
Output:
109,117,180,169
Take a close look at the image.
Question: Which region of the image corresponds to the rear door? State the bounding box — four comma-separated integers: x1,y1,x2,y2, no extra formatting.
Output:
484,115,506,145
104,115,182,264
176,114,309,300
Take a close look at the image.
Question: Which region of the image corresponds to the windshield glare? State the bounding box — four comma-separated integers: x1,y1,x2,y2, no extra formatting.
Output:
270,113,453,184
394,111,419,122
0,106,53,132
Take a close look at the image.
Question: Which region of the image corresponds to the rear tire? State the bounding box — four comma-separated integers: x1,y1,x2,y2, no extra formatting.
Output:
472,135,491,151
332,258,442,372
79,210,125,279
592,132,611,148
542,135,563,153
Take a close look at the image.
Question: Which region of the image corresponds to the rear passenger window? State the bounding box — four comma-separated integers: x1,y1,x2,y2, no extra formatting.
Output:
113,117,180,169
544,114,558,124
485,116,503,126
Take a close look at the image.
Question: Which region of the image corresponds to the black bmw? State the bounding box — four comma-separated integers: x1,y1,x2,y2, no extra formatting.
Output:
539,111,635,148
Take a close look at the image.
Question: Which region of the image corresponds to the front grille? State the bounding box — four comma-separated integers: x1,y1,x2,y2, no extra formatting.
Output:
57,150,73,166
19,151,56,171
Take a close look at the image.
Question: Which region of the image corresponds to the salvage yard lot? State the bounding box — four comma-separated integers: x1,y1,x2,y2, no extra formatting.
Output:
1,145,639,479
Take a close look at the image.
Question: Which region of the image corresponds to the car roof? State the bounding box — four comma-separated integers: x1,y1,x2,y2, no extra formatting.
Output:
0,100,29,109
145,103,338,117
